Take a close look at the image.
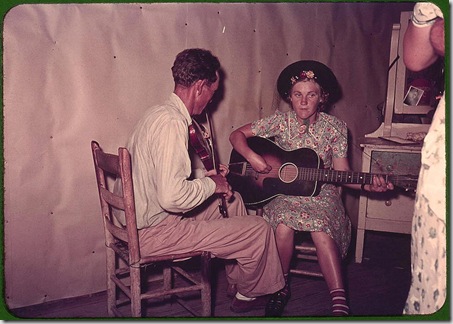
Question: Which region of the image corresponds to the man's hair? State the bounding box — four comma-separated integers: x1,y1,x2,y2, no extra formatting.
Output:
171,48,220,87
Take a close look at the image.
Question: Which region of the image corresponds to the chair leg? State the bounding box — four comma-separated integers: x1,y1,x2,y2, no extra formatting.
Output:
130,266,142,317
200,252,212,317
106,249,117,317
163,265,172,291
355,228,365,263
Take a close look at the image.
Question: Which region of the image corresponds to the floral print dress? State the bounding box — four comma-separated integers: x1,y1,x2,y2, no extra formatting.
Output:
404,95,446,314
251,110,351,258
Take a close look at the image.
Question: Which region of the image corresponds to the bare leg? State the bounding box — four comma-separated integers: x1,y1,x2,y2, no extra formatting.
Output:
310,231,343,289
275,223,295,273
265,224,293,317
311,231,349,316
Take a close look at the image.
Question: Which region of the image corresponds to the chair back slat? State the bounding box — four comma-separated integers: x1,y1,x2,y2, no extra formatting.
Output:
100,187,125,210
104,218,128,242
96,151,121,177
91,141,141,265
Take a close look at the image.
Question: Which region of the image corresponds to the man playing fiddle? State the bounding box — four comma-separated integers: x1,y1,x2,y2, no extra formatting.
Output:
113,48,285,314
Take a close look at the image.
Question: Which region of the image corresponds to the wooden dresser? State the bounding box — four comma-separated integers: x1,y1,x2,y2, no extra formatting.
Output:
354,138,421,263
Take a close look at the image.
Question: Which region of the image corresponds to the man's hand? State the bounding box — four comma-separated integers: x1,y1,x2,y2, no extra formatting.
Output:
209,174,233,200
205,164,229,177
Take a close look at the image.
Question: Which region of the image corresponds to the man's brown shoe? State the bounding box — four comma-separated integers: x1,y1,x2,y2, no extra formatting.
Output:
230,296,268,313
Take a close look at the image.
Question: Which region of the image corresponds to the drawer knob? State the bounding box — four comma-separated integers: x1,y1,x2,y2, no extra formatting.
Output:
385,200,392,206
386,165,394,172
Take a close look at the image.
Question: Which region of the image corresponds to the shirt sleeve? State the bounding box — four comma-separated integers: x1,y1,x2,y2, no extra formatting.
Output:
251,111,286,138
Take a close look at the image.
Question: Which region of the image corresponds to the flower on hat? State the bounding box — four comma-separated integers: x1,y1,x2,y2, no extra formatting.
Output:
290,70,317,85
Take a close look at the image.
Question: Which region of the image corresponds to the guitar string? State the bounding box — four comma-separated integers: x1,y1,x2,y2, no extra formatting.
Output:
241,159,389,184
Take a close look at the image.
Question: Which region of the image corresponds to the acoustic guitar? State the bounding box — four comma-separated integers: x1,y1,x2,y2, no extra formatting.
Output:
227,137,419,206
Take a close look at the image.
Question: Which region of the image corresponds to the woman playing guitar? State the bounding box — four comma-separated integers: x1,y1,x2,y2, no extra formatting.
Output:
230,60,394,317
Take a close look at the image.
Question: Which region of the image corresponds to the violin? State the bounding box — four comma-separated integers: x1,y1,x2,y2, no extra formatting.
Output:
188,118,228,218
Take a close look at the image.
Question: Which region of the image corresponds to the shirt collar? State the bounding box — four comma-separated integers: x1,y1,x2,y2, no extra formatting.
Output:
288,110,325,141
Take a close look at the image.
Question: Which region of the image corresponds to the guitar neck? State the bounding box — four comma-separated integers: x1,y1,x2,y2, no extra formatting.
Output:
297,168,386,185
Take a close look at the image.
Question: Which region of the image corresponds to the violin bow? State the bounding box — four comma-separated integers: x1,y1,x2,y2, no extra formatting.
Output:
205,112,229,218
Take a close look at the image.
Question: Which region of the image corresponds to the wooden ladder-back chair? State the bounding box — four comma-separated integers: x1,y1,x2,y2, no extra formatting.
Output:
91,141,212,317
290,232,323,278
255,208,323,278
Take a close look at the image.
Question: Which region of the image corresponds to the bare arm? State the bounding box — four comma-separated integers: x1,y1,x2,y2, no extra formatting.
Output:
403,3,444,71
430,19,445,57
229,124,272,173
403,21,438,71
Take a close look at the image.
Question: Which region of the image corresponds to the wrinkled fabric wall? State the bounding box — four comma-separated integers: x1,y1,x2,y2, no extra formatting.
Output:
3,2,413,309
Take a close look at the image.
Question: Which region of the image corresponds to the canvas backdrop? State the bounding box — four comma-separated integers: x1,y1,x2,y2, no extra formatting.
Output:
3,2,414,309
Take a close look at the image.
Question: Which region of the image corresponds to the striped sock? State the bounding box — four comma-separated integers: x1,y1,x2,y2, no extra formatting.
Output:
330,288,349,316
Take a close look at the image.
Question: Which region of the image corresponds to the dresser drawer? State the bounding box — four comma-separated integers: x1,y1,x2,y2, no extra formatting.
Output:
366,150,420,224
369,151,421,175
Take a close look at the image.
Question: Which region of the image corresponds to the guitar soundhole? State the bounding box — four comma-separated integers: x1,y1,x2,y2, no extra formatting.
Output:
279,163,298,183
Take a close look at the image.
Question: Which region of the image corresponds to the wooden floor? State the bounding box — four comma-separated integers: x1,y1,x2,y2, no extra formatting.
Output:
10,231,413,319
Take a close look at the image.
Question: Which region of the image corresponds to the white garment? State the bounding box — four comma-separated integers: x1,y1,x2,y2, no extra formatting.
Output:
114,93,215,229
404,94,446,314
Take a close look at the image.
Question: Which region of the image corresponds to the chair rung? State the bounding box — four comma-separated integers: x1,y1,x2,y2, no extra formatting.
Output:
115,266,131,276
171,266,200,285
141,284,204,300
111,272,204,301
110,305,124,317
294,244,317,254
175,298,199,317
173,257,192,262
295,254,318,261
111,275,132,299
